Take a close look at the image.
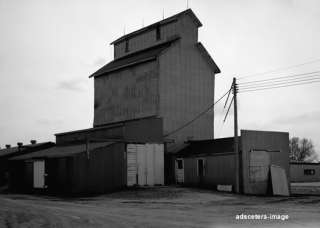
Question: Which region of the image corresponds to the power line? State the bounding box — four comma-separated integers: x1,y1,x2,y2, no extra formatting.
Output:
238,76,320,90
238,71,320,85
164,88,232,137
223,96,234,123
237,58,320,80
239,80,320,93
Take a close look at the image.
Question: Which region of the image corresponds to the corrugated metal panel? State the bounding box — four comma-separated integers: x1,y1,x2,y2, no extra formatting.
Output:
127,143,164,186
146,144,155,186
33,160,45,188
127,144,137,186
154,144,164,185
137,144,147,186
94,61,159,125
159,14,215,153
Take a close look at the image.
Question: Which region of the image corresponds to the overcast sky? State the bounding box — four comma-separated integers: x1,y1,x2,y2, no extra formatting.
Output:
0,0,319,155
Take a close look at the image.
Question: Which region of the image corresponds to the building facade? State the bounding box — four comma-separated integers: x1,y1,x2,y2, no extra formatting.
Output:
90,9,220,153
175,130,290,195
290,162,320,182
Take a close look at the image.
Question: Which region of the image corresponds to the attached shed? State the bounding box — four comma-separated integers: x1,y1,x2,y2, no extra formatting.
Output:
0,141,54,187
9,142,125,194
9,117,165,195
290,162,320,183
176,130,290,195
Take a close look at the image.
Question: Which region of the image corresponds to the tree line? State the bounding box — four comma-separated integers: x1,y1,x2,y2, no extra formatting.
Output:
289,137,318,162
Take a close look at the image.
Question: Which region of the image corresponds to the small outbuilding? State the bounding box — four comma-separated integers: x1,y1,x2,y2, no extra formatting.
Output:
290,162,320,183
175,130,290,195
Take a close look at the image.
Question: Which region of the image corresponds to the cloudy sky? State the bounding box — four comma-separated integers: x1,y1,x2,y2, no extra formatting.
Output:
0,0,319,154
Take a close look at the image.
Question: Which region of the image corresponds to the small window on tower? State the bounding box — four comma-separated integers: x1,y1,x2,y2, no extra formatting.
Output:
125,39,129,52
156,25,161,40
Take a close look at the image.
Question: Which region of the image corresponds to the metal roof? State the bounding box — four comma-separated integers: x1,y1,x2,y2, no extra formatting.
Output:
196,42,221,74
110,9,202,45
176,137,240,157
89,37,179,78
10,142,115,160
0,142,54,157
290,162,320,165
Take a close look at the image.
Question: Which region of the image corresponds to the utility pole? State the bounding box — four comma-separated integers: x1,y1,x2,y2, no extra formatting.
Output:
233,77,240,193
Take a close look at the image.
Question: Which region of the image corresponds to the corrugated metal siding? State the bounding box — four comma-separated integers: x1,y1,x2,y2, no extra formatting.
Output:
182,154,236,188
126,143,164,186
114,21,178,59
94,61,159,126
159,15,215,152
290,164,320,182
71,143,126,194
127,144,137,186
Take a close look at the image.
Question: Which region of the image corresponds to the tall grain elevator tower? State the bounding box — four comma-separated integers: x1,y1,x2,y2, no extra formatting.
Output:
90,9,220,153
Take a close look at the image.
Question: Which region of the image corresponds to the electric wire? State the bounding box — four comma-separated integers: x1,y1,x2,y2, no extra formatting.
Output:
164,88,232,137
238,76,320,90
238,80,320,93
223,96,234,123
237,58,320,80
238,71,320,85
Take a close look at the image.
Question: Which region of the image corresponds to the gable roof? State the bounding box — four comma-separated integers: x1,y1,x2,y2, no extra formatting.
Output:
111,9,202,45
10,142,114,160
90,37,179,78
196,42,221,74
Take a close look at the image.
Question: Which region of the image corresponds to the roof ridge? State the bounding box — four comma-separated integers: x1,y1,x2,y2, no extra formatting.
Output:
110,9,201,45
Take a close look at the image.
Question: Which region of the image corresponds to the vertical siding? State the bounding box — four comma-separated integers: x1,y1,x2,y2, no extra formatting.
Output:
94,61,159,126
159,15,215,152
290,164,320,182
183,154,236,188
114,21,178,59
241,130,290,195
71,143,126,194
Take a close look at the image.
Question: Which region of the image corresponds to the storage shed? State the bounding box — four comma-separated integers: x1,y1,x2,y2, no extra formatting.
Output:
176,130,290,195
290,162,320,183
9,142,125,194
0,141,54,188
9,117,165,195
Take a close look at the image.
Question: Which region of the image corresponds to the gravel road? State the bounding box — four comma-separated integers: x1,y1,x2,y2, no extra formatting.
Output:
1,186,320,228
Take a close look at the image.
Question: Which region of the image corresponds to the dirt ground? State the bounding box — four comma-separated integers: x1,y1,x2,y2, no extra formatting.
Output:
1,186,320,228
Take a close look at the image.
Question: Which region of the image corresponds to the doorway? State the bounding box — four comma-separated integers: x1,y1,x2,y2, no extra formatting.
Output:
33,160,46,188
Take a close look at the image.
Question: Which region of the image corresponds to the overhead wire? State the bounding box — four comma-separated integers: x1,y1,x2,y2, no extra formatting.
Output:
238,80,320,93
238,75,320,90
237,58,320,80
223,96,234,123
164,88,232,137
238,71,320,85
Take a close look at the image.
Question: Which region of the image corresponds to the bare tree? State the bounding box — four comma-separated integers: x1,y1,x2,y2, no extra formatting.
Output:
289,137,317,162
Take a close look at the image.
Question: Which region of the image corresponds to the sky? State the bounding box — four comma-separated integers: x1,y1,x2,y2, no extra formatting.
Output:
0,0,319,156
